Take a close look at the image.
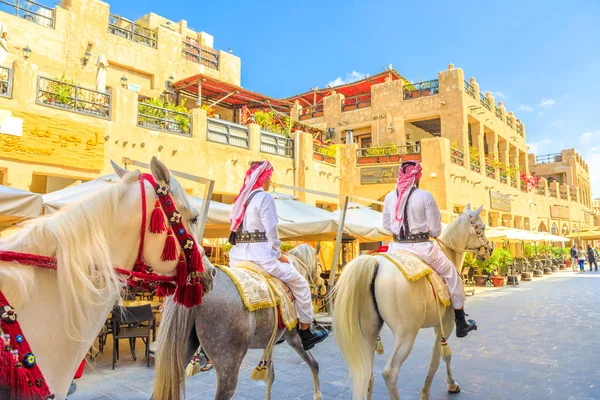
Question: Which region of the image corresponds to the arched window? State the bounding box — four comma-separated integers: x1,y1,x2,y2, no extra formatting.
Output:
551,224,558,235
538,221,548,232
562,225,569,235
572,225,578,233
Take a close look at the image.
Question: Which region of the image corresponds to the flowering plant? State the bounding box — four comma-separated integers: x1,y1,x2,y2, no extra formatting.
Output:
520,173,540,192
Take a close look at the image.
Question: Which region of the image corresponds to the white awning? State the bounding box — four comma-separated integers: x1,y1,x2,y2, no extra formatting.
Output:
331,202,391,242
0,185,43,226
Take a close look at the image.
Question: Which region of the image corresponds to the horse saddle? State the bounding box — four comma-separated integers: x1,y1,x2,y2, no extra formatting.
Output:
375,251,452,307
215,263,298,330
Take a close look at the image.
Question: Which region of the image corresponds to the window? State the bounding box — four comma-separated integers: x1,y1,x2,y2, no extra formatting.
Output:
360,136,372,148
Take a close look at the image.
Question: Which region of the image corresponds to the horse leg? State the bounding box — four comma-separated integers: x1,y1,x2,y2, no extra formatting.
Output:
442,309,460,394
382,330,418,400
265,359,275,400
284,330,323,400
420,328,442,400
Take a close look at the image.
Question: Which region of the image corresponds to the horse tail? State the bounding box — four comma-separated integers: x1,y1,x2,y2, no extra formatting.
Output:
153,296,196,400
331,255,380,400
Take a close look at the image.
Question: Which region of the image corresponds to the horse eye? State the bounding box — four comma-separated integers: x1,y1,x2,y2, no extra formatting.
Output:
191,216,199,225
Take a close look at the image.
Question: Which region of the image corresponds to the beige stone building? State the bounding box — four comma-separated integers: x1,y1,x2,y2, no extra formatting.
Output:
0,0,595,237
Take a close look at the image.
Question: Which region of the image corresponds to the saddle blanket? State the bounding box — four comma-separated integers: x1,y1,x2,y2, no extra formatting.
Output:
375,252,451,307
216,263,298,330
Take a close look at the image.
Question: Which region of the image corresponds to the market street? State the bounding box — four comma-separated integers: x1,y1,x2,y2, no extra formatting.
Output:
69,270,600,400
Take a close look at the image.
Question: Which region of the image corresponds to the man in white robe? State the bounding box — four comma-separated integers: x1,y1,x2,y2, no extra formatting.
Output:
229,161,328,350
382,161,477,338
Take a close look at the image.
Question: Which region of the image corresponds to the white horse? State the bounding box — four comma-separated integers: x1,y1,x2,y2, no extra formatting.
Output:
332,205,491,400
0,157,216,399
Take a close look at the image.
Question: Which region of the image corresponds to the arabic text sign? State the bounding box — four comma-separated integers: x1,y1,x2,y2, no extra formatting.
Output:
490,191,511,213
550,205,570,219
0,112,105,170
360,166,397,185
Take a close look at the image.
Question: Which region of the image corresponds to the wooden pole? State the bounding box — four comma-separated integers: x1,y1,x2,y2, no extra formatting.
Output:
328,196,349,313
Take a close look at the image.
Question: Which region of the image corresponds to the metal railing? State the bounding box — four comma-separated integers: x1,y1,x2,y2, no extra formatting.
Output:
260,131,293,158
137,101,191,136
1,0,54,28
108,14,157,48
403,80,439,99
182,37,219,70
206,118,249,149
517,123,523,136
520,181,527,192
299,104,324,121
356,144,420,165
536,153,562,164
500,175,508,184
536,187,546,195
506,115,514,129
495,107,503,120
570,192,577,201
470,162,481,173
464,80,475,99
480,93,491,111
560,192,568,200
342,93,371,111
0,66,13,98
450,148,464,166
485,164,496,179
511,178,518,188
313,142,337,166
36,76,111,119
549,188,557,198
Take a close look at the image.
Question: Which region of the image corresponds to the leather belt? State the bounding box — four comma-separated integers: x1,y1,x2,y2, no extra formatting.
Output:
236,230,268,243
393,232,430,243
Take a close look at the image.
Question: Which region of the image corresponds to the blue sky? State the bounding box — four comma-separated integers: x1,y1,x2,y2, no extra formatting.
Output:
111,0,600,195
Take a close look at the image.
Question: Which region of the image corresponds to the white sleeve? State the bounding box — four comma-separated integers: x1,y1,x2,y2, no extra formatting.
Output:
425,193,443,238
382,192,393,233
259,194,282,258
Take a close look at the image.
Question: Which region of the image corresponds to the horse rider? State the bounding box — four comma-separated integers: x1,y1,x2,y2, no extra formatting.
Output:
228,160,328,350
382,160,477,338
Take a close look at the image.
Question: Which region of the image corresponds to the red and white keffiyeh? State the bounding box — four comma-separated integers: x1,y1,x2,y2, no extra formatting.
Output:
229,161,274,232
394,161,423,226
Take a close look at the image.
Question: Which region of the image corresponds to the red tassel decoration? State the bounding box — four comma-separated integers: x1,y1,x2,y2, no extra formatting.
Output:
175,253,187,287
174,277,202,308
150,200,166,234
157,282,176,298
189,249,204,273
13,363,32,399
161,230,178,261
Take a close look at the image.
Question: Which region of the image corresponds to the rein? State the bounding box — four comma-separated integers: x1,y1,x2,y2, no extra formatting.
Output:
436,212,490,256
0,173,204,399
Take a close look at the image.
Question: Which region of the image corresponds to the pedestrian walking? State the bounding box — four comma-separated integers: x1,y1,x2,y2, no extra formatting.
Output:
577,248,586,271
570,244,579,271
589,245,599,272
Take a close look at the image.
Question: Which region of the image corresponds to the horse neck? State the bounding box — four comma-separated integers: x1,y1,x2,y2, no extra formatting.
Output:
439,219,467,271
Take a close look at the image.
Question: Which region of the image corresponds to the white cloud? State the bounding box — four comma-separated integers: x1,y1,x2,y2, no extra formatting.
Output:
538,112,545,117
528,139,553,154
519,104,533,112
580,132,594,144
327,71,367,87
539,98,556,108
493,91,506,99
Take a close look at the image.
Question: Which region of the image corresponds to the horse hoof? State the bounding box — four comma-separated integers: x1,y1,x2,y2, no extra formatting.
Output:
448,384,461,393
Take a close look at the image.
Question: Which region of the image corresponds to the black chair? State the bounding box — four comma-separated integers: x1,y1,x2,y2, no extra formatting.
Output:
111,304,155,369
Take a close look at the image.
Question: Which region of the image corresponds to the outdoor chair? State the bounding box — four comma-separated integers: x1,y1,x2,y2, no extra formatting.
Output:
111,304,155,369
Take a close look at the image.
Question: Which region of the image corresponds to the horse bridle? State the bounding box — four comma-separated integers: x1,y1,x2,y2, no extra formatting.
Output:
437,212,490,255
287,252,321,293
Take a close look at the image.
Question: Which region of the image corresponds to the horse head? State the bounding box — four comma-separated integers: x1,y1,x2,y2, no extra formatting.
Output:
463,204,493,261
288,244,326,296
111,157,216,295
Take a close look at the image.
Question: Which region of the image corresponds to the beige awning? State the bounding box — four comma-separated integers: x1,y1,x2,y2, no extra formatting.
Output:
0,185,43,227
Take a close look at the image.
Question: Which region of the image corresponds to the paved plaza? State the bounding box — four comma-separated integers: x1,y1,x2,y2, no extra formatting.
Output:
69,271,600,400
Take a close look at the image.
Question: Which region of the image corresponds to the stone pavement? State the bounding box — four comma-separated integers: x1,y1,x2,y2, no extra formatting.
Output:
69,271,600,400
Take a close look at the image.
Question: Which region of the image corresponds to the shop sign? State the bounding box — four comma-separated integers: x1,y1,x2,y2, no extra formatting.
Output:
550,205,570,219
360,166,397,185
490,191,511,212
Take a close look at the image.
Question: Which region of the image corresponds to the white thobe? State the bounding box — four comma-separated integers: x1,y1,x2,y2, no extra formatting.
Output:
382,188,466,309
229,189,314,324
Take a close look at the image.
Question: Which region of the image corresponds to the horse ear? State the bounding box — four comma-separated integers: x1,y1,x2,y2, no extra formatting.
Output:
111,160,129,179
150,156,171,186
463,204,472,212
473,205,483,217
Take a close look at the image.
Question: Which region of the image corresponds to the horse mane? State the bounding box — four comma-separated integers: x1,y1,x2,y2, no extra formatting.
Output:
439,212,469,248
288,244,316,271
0,178,131,340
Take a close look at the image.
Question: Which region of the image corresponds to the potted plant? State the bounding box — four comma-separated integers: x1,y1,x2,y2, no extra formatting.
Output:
473,257,492,287
490,248,513,287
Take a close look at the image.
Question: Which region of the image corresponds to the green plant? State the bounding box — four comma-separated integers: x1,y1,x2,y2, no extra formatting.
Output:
43,74,78,106
315,142,338,159
463,252,477,269
281,243,295,252
524,244,535,258
489,248,513,275
364,143,398,156
451,137,459,149
469,146,480,165
223,243,232,253
138,98,190,133
252,110,293,137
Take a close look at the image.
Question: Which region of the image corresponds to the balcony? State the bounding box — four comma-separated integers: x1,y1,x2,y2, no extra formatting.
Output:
536,153,562,164
450,147,464,166
549,188,557,198
485,164,496,179
464,80,475,99
517,123,523,136
511,178,517,188
1,0,54,28
182,37,219,70
560,192,568,200
299,104,324,121
342,93,371,112
36,76,111,119
470,161,481,173
520,181,527,192
356,144,420,165
403,80,439,100
506,115,514,129
137,99,191,136
108,14,157,48
495,107,502,120
571,193,577,202
536,187,546,196
313,142,337,166
260,131,293,158
500,175,508,184
0,66,13,98
206,118,249,149
480,93,491,111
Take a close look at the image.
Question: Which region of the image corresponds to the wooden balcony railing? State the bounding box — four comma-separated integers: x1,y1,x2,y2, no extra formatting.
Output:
342,93,371,111
313,142,337,166
470,161,481,173
450,148,464,166
182,37,219,70
299,104,324,121
485,164,496,179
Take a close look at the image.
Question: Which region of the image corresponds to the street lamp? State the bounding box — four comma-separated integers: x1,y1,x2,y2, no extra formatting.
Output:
23,46,32,60
83,51,91,66
120,76,128,88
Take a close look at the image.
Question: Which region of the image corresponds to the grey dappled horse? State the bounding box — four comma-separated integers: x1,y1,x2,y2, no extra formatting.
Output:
153,244,324,400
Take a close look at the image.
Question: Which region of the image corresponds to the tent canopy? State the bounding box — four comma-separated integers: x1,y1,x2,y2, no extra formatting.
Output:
331,202,391,242
271,193,339,241
566,229,600,240
485,226,570,243
0,185,43,226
